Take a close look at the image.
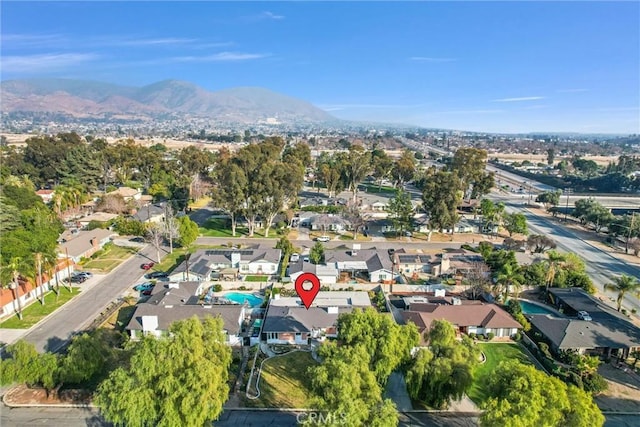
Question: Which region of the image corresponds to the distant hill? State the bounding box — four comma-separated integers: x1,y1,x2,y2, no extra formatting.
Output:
0,78,336,124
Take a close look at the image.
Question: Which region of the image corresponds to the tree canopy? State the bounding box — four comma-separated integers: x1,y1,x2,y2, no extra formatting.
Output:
95,316,231,427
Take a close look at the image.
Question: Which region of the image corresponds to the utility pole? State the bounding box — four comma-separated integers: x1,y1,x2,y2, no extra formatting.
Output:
563,188,572,222
627,212,636,254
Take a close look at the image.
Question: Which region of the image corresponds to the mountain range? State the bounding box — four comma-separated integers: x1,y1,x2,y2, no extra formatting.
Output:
0,78,336,124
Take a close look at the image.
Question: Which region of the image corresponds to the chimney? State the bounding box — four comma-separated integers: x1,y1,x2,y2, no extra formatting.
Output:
451,297,461,306
90,237,98,247
231,252,241,267
327,306,338,314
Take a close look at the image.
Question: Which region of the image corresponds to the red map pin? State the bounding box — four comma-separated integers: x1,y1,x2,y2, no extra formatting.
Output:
294,272,321,310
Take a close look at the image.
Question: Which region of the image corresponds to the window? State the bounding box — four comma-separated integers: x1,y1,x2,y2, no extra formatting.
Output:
267,332,278,340
295,333,302,340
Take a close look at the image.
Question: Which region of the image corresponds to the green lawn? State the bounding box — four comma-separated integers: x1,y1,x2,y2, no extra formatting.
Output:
468,343,534,404
81,244,138,273
244,275,269,282
246,351,318,408
0,287,80,329
199,218,281,238
358,183,398,194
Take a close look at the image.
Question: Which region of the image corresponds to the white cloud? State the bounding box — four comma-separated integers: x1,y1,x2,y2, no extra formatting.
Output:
170,52,270,62
262,11,285,20
1,33,66,48
410,56,457,63
1,53,100,73
492,96,545,102
117,37,197,46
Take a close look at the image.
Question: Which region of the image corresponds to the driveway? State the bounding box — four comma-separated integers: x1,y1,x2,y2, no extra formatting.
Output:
384,371,413,411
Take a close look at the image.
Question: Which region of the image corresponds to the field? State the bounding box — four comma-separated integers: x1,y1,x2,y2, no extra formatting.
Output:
81,244,138,273
492,152,618,167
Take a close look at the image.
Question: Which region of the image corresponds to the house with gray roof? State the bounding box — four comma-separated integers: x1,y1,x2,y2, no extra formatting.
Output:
131,203,166,223
262,291,372,344
309,214,350,232
125,281,245,346
394,251,450,277
324,247,395,283
168,245,282,282
57,228,115,263
527,288,640,359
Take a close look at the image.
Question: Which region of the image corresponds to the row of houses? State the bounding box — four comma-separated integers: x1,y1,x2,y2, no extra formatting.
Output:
123,283,640,361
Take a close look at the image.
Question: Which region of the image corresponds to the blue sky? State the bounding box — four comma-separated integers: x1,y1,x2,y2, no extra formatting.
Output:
2,1,639,134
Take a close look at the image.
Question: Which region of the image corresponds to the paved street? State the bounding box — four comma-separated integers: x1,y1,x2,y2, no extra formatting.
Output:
17,244,166,353
495,194,640,313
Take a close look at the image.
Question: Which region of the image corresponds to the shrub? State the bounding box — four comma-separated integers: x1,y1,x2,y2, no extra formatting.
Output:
512,332,522,341
239,285,247,291
213,284,223,292
468,333,476,340
538,342,552,358
567,371,584,389
583,373,608,394
487,332,495,341
461,244,474,251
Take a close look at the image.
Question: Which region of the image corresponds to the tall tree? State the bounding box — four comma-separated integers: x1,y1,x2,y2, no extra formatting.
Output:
336,307,419,384
212,161,247,237
95,316,231,427
370,148,394,190
451,148,488,199
341,145,371,203
604,274,640,312
421,171,463,239
406,320,478,409
177,216,199,248
545,250,567,293
503,212,528,237
146,223,164,263
391,149,416,187
495,263,525,301
310,344,399,427
526,234,557,253
310,241,325,264
386,189,414,235
480,360,604,427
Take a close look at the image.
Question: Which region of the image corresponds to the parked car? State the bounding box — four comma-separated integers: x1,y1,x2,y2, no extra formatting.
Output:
75,271,93,279
577,311,592,321
316,235,330,242
141,262,155,270
65,274,87,284
130,237,145,243
290,253,300,262
134,282,155,292
146,271,168,279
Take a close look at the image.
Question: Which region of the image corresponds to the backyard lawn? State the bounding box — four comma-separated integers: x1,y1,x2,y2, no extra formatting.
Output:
0,287,80,329
246,351,318,408
244,275,269,282
468,342,535,404
358,183,398,195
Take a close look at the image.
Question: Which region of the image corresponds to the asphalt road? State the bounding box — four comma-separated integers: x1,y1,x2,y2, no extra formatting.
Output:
494,193,640,313
20,244,165,353
2,406,637,427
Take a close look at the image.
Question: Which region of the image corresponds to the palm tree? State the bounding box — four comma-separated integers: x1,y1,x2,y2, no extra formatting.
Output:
544,250,567,293
604,274,640,312
0,257,28,320
495,263,525,301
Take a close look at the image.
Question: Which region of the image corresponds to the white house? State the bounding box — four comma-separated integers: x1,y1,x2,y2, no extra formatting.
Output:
125,281,245,346
262,291,372,344
169,246,282,282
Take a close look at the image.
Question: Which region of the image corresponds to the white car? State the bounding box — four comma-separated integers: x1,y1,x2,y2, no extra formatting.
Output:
577,311,592,321
316,235,330,242
290,253,300,262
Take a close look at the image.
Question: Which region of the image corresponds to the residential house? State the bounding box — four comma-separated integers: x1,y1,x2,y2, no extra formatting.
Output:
78,212,120,228
125,281,245,345
289,261,339,285
0,258,75,319
309,214,350,232
131,203,166,223
35,189,55,204
261,291,371,344
58,228,115,263
324,248,395,283
401,301,522,343
169,246,282,282
393,251,450,277
107,187,142,202
527,288,640,359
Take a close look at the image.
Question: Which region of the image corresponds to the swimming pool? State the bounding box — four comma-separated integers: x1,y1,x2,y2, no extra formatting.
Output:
224,292,264,307
519,300,559,316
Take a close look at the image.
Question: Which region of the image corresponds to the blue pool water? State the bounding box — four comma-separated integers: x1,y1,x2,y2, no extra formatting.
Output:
224,292,264,307
519,300,559,316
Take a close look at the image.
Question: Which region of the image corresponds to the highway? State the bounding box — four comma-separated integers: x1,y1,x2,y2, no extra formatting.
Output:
494,192,640,314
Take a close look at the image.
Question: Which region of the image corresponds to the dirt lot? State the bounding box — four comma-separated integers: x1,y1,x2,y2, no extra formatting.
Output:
595,363,640,412
491,152,618,166
3,385,92,406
